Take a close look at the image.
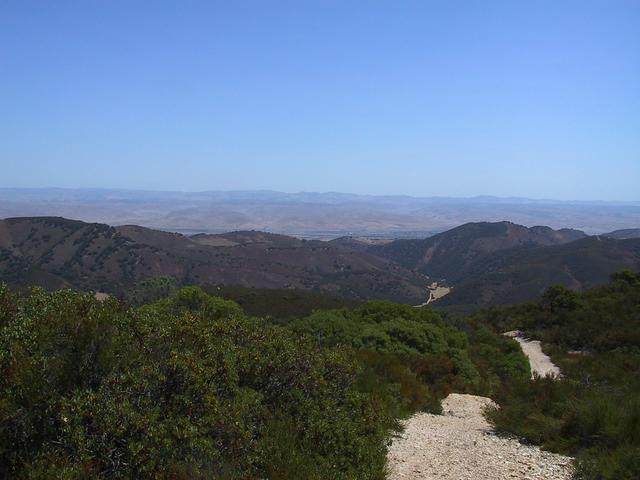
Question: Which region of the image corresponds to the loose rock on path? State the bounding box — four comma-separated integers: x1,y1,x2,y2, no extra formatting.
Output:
387,393,573,480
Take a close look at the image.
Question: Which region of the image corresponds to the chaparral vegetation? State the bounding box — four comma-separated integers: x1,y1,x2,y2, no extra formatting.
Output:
1,272,638,479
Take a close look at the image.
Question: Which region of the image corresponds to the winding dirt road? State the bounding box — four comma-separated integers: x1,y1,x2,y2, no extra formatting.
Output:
387,335,569,479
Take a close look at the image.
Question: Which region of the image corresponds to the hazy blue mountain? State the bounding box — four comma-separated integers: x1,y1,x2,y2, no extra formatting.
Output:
602,228,640,239
1,188,639,237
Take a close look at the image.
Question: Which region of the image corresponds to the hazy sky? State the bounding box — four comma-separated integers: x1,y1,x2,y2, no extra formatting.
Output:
1,1,639,200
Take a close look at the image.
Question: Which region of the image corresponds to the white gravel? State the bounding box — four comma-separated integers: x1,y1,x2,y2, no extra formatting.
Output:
504,331,561,378
387,394,573,480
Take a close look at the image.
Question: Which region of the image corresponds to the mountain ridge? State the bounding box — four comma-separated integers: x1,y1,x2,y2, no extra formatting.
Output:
2,216,639,307
602,228,640,240
437,236,640,307
0,216,428,303
366,221,588,282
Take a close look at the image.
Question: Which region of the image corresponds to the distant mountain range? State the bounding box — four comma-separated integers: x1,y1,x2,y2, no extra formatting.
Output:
1,216,639,307
1,188,639,237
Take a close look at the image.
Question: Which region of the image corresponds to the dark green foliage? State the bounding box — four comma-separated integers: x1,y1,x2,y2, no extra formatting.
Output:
143,285,244,320
463,323,531,395
123,275,179,307
436,237,640,308
540,285,581,312
476,272,640,480
468,271,640,352
202,284,360,321
0,281,535,479
288,301,528,415
0,286,391,479
290,301,468,356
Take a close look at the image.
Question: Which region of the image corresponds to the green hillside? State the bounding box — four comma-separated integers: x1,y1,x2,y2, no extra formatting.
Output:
438,236,640,307
369,221,587,281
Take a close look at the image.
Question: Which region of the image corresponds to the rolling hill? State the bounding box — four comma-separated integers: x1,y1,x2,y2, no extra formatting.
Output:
341,221,639,307
0,217,428,303
436,236,640,307
365,221,587,282
1,217,639,308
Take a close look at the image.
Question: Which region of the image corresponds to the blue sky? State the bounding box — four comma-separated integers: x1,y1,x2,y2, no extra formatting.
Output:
1,1,639,200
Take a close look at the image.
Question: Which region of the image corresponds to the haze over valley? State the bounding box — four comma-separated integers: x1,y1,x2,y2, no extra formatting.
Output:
2,188,639,239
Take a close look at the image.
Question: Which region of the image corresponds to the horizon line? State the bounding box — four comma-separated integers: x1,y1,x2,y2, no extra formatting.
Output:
1,186,639,205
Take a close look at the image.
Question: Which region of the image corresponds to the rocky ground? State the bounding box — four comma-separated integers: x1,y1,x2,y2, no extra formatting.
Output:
387,394,573,480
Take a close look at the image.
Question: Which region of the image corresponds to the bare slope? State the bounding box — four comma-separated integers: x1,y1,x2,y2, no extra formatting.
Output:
2,217,638,307
369,222,640,307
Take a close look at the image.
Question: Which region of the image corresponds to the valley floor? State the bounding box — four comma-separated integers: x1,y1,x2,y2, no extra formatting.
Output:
387,394,573,480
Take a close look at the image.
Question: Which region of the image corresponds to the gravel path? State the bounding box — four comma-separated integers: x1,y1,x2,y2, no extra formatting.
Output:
387,394,573,480
504,331,561,378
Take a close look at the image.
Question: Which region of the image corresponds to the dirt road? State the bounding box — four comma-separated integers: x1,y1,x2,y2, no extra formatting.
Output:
504,331,561,378
387,393,573,480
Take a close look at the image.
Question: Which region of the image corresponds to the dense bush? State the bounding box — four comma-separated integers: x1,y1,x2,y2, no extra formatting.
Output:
202,284,360,321
123,275,178,307
0,285,392,479
0,282,535,479
476,272,640,480
464,323,531,395
468,271,640,352
288,301,529,414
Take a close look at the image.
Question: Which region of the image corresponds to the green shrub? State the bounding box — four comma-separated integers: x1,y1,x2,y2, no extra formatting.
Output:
287,301,506,414
0,283,539,479
124,276,178,307
0,286,391,479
